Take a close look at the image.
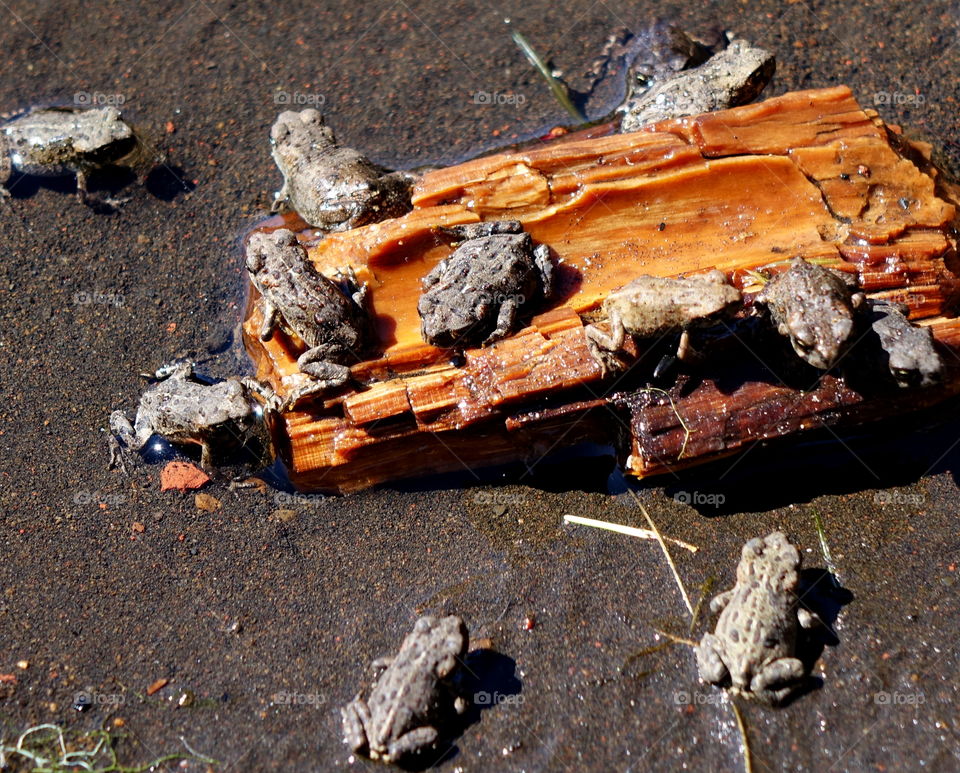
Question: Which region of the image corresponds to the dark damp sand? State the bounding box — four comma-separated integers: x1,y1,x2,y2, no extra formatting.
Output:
1,1,958,770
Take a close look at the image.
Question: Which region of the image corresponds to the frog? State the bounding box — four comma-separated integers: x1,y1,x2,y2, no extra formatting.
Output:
0,105,140,208
584,270,742,373
245,228,372,409
864,298,943,387
270,108,414,231
696,531,821,705
618,38,775,132
108,360,273,471
341,615,470,763
417,220,555,348
754,258,865,370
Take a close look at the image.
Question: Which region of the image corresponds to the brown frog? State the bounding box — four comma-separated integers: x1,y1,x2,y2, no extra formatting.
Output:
585,270,742,373
245,228,371,408
341,615,470,763
696,532,820,705
270,109,413,231
754,258,865,370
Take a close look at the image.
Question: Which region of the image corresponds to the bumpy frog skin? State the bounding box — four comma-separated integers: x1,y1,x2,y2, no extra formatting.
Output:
270,108,413,231
418,221,555,348
1,106,139,207
585,270,742,372
755,258,865,370
109,361,271,471
865,299,943,387
696,531,820,705
341,615,470,763
245,228,371,408
618,39,775,132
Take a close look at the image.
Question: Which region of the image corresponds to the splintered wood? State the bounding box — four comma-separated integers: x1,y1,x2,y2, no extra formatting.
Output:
244,86,960,492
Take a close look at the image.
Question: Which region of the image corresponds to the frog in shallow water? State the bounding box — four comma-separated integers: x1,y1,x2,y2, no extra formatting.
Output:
618,38,775,132
341,615,470,763
270,108,414,231
696,531,821,705
245,228,372,409
109,361,272,471
584,270,742,373
864,299,943,387
1,106,141,208
418,221,555,348
754,258,865,370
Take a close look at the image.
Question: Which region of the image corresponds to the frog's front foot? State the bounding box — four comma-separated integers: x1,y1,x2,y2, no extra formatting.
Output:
584,323,626,376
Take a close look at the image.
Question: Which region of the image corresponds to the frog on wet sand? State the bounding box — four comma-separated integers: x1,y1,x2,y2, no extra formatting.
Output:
109,360,273,472
341,615,471,764
1,105,148,209
696,531,822,705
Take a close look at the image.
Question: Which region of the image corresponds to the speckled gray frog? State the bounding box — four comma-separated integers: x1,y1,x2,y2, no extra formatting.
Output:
696,531,820,705
755,258,865,370
109,361,272,471
245,228,371,408
341,615,470,763
1,106,139,207
585,270,741,372
418,221,555,348
270,108,413,231
865,299,942,387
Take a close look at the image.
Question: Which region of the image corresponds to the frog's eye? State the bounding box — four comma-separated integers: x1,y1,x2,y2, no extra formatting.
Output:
763,636,779,648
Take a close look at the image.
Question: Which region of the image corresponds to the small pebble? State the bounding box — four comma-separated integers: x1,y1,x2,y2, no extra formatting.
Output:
195,493,221,512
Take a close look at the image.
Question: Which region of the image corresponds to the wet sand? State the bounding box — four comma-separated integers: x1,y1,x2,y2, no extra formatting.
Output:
1,1,959,770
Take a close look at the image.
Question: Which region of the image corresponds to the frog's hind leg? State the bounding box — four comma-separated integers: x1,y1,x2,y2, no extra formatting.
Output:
750,656,806,704
108,410,143,472
340,697,372,755
384,726,439,763
695,633,730,685
282,354,353,410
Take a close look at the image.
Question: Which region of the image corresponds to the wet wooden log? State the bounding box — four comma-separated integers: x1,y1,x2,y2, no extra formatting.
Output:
243,86,960,492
